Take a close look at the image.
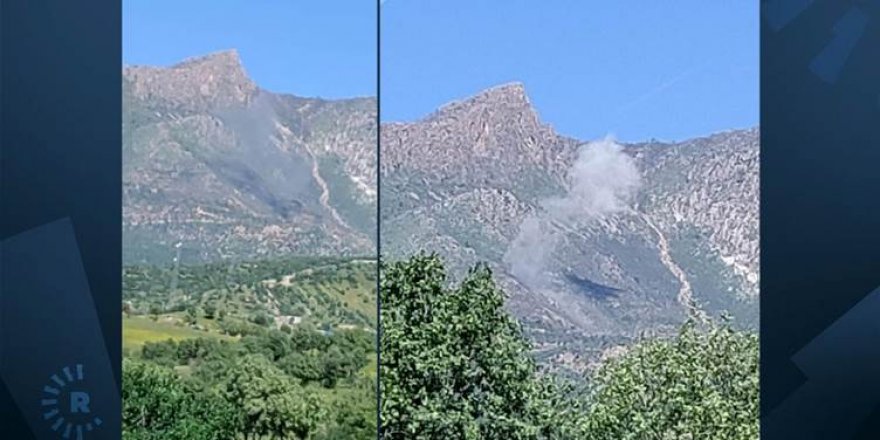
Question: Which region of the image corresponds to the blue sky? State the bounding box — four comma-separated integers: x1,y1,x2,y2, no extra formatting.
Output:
381,1,758,142
123,1,377,99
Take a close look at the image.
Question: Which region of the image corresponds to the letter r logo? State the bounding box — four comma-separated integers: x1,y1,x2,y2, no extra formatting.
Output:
70,391,91,414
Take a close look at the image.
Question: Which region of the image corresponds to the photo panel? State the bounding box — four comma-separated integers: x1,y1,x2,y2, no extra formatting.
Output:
122,2,378,439
379,2,758,438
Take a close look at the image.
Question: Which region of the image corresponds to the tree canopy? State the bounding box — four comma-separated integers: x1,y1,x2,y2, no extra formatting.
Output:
582,321,759,439
380,254,759,440
380,254,576,439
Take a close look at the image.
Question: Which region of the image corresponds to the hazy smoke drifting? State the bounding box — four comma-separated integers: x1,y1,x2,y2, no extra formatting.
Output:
504,137,642,290
213,92,313,216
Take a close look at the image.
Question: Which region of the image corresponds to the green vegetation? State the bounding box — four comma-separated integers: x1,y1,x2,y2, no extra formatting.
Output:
380,254,758,440
123,257,376,330
123,257,377,439
583,321,758,439
122,315,232,352
380,255,576,439
669,226,759,330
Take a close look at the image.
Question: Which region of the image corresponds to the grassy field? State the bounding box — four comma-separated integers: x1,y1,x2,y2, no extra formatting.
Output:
122,315,232,352
123,314,376,376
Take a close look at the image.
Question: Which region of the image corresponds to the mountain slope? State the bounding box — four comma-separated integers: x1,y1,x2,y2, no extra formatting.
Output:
380,83,758,371
123,50,376,265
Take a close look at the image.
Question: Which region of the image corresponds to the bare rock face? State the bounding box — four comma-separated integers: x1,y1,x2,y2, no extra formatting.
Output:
123,51,376,265
384,84,575,198
124,50,258,110
631,129,760,299
381,84,759,373
382,83,572,177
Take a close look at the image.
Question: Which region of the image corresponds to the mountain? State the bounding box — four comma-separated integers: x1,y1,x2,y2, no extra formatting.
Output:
380,83,758,372
123,50,376,265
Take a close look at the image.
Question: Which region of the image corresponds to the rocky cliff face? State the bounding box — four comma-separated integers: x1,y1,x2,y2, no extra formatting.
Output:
381,84,758,373
123,50,376,265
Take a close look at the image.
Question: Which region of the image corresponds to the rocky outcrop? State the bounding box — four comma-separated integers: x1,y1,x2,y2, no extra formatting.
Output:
381,84,759,372
123,51,377,265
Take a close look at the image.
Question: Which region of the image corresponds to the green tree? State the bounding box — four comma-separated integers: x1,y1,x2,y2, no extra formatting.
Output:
203,302,217,320
148,303,163,318
122,359,241,440
318,381,378,440
184,305,199,326
379,255,758,439
279,350,324,385
380,254,571,439
223,354,324,439
140,339,178,367
582,321,759,440
251,311,273,327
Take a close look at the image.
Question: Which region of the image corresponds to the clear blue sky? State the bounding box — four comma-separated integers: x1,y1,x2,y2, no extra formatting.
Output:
123,1,377,99
381,1,758,142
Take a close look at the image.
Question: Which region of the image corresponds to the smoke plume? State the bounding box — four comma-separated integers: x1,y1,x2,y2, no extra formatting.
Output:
213,92,313,217
504,137,642,290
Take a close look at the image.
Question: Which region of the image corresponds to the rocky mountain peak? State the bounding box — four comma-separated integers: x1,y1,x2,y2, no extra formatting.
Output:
123,51,378,264
124,48,257,110
382,82,571,175
426,82,540,134
173,49,244,72
432,82,531,118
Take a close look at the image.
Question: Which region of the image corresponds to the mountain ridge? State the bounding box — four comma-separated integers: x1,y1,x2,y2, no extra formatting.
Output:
123,51,377,265
381,82,759,373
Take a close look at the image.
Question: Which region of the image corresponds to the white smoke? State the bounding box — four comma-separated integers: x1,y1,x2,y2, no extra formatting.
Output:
213,92,313,214
504,137,642,290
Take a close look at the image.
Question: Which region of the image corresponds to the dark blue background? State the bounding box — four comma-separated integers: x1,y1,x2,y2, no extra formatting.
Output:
1,0,121,438
762,0,880,438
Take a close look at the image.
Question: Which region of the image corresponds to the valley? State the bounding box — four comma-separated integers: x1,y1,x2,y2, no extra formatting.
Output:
121,50,378,439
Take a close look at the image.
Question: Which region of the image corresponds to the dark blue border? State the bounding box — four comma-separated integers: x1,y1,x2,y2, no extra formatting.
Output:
1,0,121,438
761,1,880,438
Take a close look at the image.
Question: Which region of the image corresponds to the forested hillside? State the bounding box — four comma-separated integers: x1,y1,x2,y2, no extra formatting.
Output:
122,257,377,439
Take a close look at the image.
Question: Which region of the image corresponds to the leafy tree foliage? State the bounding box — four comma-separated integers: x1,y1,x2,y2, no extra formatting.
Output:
223,355,324,439
124,257,377,439
122,359,242,440
127,329,375,439
380,254,574,439
581,321,759,440
381,254,759,440
139,328,372,390
316,377,378,440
